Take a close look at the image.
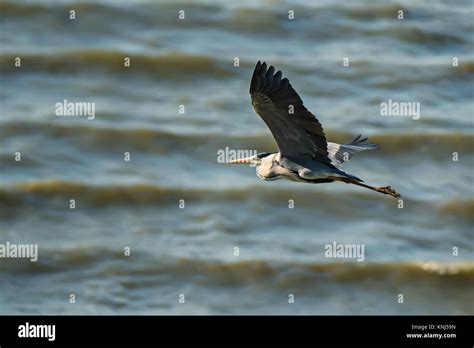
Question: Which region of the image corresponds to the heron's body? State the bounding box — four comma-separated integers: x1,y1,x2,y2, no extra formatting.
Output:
228,61,401,199
256,152,352,183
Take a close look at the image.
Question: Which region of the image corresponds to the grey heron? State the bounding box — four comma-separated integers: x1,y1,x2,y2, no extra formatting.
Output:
228,61,401,198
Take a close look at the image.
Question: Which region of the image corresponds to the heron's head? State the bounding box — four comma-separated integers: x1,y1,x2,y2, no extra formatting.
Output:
226,152,272,166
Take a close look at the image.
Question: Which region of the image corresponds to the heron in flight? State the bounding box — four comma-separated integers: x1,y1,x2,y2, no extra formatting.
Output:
228,61,401,198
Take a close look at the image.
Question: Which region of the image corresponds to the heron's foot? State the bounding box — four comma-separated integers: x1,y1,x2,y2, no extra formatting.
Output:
376,186,401,198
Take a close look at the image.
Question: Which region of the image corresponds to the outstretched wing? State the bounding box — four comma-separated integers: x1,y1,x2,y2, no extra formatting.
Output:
249,61,332,165
327,135,379,166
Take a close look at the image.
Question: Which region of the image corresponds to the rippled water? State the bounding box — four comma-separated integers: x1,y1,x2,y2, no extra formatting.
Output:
0,0,473,314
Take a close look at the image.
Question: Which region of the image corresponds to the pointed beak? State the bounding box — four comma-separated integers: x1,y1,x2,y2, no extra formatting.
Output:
227,156,256,164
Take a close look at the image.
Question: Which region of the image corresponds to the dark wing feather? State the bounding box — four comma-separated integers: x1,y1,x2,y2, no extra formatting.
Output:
249,61,331,165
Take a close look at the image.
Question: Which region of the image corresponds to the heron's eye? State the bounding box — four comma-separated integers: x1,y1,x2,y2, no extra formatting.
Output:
257,152,270,159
